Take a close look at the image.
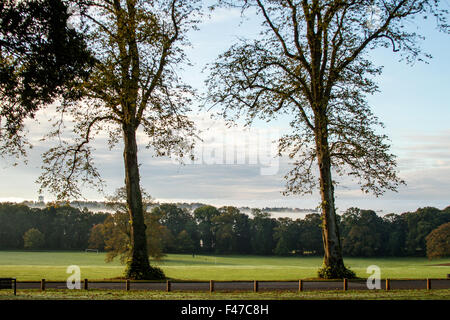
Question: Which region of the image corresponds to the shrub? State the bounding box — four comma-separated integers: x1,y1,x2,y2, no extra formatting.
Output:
23,228,45,249
426,222,450,260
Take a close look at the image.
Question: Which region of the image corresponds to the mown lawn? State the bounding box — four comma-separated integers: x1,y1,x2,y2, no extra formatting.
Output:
0,251,448,281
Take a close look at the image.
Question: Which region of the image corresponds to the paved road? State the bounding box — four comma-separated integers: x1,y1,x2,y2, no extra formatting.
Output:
15,279,450,291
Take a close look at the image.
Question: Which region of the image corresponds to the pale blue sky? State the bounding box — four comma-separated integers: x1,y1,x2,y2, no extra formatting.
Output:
0,4,449,215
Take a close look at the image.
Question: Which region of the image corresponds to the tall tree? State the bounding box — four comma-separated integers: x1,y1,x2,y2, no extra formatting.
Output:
299,213,323,255
194,205,221,252
340,207,386,257
250,209,277,255
0,0,94,159
274,217,300,255
207,0,447,278
404,207,450,256
155,203,200,253
38,0,201,279
212,206,241,253
382,213,407,256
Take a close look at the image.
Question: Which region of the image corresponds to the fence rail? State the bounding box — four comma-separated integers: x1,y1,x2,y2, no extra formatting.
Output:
10,278,450,293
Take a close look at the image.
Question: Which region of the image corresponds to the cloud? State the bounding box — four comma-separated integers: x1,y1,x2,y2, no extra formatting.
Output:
394,130,450,172
202,7,243,26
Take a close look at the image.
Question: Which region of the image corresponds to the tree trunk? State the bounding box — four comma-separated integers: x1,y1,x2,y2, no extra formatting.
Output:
315,116,354,279
122,124,163,279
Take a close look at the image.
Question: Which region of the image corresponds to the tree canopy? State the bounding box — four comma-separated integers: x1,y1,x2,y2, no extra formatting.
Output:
0,0,94,159
426,222,450,260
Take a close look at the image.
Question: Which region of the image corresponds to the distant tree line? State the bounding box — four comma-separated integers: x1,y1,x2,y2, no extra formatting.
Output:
0,203,107,250
0,203,449,259
89,204,450,259
90,204,450,259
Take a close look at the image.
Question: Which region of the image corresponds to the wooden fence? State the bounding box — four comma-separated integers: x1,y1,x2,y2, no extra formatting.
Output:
10,278,450,293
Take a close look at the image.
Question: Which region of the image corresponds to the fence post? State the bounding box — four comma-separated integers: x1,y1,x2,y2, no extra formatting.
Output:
427,278,431,290
254,280,259,293
298,280,303,292
84,279,88,290
41,279,45,291
166,280,171,292
385,279,390,291
126,279,130,291
13,278,17,296
209,280,214,293
343,278,348,291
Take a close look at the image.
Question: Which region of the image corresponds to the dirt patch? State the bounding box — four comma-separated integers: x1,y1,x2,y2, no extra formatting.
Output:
429,263,450,266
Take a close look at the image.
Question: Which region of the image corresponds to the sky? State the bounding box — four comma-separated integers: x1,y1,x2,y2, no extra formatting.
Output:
0,3,449,215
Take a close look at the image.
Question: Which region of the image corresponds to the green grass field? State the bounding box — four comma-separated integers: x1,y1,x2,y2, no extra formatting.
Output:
0,251,449,281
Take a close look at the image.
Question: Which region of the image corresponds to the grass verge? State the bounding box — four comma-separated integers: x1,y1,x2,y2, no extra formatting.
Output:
0,289,449,300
